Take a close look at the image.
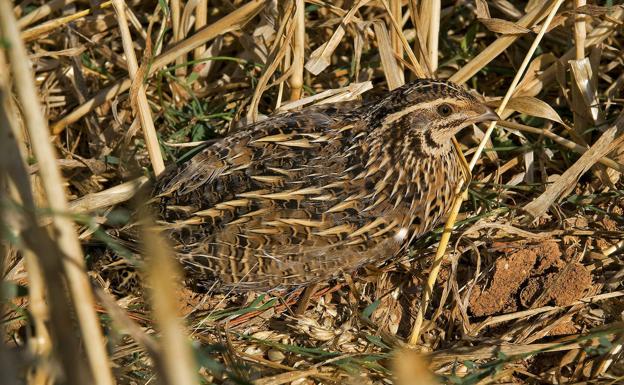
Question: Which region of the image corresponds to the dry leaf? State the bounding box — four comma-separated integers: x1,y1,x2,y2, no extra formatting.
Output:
478,17,531,34
569,58,602,124
475,0,490,19
515,53,557,96
566,4,623,17
505,96,565,124
491,0,523,19
277,82,372,112
530,14,567,33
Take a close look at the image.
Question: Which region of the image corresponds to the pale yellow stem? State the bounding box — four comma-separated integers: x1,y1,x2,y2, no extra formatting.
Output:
112,0,165,176
289,0,305,101
0,1,115,383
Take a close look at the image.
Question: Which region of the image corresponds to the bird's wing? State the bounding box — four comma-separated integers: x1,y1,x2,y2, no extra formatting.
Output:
153,100,364,199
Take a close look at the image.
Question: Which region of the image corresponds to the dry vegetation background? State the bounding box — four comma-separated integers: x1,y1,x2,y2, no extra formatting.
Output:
1,0,624,384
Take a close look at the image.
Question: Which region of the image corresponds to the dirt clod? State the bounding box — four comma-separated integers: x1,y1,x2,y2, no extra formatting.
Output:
470,241,592,317
469,245,536,316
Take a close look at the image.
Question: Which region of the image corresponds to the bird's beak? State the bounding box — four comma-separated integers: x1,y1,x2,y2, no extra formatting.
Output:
471,105,500,124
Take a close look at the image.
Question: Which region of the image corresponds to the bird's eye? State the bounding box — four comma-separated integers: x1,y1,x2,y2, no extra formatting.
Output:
437,104,453,117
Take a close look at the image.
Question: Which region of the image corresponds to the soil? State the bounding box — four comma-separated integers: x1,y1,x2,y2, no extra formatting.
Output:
469,241,592,317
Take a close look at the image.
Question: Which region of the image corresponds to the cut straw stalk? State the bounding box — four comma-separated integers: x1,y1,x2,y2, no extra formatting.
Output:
373,21,404,90
427,0,440,73
193,0,208,60
0,2,115,384
51,0,266,135
142,221,197,385
416,0,430,68
388,0,400,49
571,0,588,139
171,0,184,76
405,0,426,74
289,0,305,101
112,0,165,176
408,0,565,346
574,0,586,60
247,1,296,122
389,0,403,71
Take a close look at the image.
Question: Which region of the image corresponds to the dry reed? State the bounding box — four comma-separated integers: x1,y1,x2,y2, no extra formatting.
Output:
1,1,623,384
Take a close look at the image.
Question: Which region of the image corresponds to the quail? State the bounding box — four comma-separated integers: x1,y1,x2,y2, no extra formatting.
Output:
151,79,499,292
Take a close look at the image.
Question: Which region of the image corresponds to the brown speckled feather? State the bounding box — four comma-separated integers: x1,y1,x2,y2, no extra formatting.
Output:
151,79,498,291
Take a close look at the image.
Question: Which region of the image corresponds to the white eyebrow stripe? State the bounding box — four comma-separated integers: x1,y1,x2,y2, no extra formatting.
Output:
380,97,461,126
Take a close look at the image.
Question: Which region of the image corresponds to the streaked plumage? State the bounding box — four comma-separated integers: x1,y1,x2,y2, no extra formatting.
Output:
151,79,498,291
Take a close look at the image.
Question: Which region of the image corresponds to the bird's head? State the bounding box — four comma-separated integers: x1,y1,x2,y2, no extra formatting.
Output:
368,79,499,156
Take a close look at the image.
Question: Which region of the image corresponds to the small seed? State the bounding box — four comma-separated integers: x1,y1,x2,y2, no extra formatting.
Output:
267,349,285,362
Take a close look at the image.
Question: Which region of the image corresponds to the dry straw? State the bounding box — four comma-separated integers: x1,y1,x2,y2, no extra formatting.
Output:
0,0,114,383
141,220,197,385
50,0,265,135
112,0,165,176
0,54,52,385
3,1,624,384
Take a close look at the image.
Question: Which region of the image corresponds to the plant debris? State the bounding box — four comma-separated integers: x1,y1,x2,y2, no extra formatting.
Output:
1,1,623,384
